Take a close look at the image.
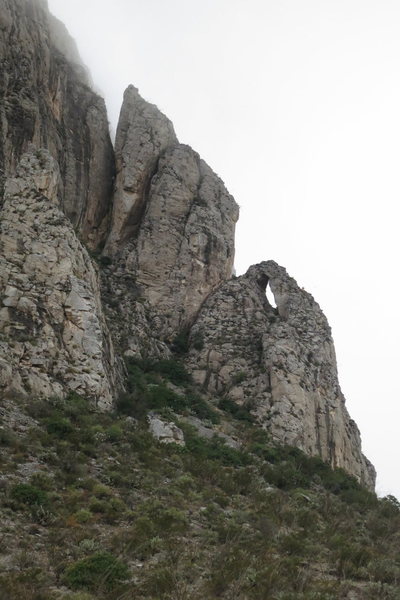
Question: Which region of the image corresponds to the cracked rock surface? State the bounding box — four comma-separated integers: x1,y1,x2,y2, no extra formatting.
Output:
0,1,376,491
102,86,239,344
0,0,114,249
186,261,376,490
0,149,116,408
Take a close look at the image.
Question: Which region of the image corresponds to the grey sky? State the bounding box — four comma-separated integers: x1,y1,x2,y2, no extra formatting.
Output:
48,0,400,499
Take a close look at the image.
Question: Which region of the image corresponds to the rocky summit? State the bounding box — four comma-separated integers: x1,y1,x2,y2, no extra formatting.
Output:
2,3,398,600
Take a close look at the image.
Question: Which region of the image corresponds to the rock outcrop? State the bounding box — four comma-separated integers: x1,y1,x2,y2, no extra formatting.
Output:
148,413,185,446
105,85,178,253
103,86,239,341
187,261,375,489
0,0,114,249
0,148,116,408
0,0,375,490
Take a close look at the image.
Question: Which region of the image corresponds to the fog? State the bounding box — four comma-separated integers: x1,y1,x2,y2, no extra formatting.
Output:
48,0,400,499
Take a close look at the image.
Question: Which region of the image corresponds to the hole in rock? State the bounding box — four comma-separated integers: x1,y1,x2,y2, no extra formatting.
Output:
266,282,277,309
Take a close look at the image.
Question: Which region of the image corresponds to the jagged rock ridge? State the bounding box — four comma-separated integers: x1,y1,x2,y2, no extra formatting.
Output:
0,0,375,489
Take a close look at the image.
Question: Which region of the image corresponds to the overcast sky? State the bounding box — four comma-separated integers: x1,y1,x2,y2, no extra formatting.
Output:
48,0,400,499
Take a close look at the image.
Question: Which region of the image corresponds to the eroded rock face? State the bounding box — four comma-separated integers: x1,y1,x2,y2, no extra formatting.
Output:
187,261,376,490
105,85,178,252
0,0,114,249
0,149,116,408
103,86,239,343
0,3,375,490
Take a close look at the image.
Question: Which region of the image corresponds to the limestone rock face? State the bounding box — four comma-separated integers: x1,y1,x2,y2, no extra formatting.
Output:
0,2,375,490
103,86,239,342
0,149,116,408
0,0,114,249
105,85,178,252
187,261,376,490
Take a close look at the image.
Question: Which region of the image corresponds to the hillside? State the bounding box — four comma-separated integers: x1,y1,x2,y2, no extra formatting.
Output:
0,362,399,599
0,1,398,599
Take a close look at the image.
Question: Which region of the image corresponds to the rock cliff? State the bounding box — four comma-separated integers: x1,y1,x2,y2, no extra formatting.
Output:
0,0,375,489
0,148,116,407
0,0,114,249
103,85,239,340
186,261,375,490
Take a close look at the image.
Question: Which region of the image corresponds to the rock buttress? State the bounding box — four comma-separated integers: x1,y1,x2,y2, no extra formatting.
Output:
187,261,376,490
0,0,115,249
103,86,239,347
0,149,116,407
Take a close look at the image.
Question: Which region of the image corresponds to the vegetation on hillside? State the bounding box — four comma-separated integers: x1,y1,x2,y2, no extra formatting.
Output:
0,361,399,599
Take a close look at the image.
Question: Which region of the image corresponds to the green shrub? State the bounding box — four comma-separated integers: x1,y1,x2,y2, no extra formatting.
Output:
140,566,176,596
378,495,400,518
152,359,191,385
46,416,73,438
11,483,48,506
75,509,93,524
155,507,188,534
106,424,123,442
0,427,17,446
280,532,307,556
99,255,112,267
92,483,113,498
191,330,204,351
368,557,400,584
0,568,53,600
64,392,91,419
127,357,191,386
64,552,129,591
187,392,220,423
116,392,146,418
133,501,189,537
219,397,254,423
339,487,378,508
146,383,188,411
183,427,251,467
30,472,54,491
171,328,190,354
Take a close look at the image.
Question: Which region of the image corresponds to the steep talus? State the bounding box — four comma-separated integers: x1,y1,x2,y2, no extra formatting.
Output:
0,148,116,407
187,261,376,489
0,0,114,249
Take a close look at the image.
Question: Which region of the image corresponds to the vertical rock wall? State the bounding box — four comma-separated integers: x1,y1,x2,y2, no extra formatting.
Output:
103,86,239,341
0,149,116,407
0,0,114,249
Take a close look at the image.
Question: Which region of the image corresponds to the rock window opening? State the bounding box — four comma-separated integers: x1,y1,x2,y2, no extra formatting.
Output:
266,282,277,309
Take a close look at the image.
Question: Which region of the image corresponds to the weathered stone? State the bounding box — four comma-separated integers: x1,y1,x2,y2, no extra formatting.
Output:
103,86,239,342
181,415,241,449
105,85,178,253
133,144,239,337
186,261,376,490
0,148,117,407
0,0,114,249
0,2,376,492
148,413,185,446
